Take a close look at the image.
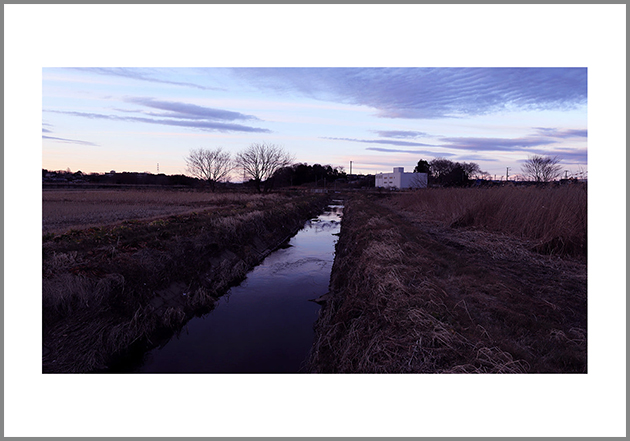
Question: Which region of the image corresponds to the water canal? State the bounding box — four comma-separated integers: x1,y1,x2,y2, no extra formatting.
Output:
132,201,343,373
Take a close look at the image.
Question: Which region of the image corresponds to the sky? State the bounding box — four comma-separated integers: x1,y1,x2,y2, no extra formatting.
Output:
42,67,587,180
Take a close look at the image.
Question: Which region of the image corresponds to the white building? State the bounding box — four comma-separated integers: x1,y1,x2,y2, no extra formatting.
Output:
375,167,428,189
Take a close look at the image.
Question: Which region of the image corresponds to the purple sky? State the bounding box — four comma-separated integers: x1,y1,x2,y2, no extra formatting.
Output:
43,67,587,180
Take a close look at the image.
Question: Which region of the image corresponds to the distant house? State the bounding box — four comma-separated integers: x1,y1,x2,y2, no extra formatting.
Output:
375,167,427,189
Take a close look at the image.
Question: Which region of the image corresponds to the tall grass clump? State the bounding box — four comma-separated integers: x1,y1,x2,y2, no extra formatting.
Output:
395,184,587,257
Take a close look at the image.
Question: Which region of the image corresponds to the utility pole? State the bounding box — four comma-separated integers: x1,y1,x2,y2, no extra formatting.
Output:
350,161,353,177
565,170,569,179
506,167,511,181
157,163,159,174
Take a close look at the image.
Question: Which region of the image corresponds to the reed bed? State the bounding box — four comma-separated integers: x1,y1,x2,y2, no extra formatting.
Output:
390,185,587,257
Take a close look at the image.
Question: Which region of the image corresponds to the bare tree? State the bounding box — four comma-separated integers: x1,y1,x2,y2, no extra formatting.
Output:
429,157,454,180
460,162,486,180
521,155,563,182
236,143,294,192
185,147,233,191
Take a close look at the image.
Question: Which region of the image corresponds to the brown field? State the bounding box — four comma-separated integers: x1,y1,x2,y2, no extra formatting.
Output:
309,185,587,373
43,189,288,234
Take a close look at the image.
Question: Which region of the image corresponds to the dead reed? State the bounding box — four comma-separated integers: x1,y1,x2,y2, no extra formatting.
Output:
391,184,587,257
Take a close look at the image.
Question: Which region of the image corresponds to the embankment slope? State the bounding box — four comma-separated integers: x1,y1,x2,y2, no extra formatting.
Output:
308,193,586,373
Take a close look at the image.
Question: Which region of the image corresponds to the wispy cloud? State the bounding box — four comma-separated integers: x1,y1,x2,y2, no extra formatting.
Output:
43,135,99,146
233,68,587,119
372,130,431,139
322,136,435,147
439,136,558,152
365,147,455,156
533,127,588,138
535,149,587,164
46,110,271,133
74,68,218,91
451,154,500,162
123,97,259,121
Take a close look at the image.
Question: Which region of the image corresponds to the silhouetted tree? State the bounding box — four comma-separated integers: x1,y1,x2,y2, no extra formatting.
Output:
442,163,468,187
185,147,233,191
236,143,294,192
426,158,484,187
429,158,455,182
521,155,563,182
413,159,431,174
271,162,346,188
459,162,484,180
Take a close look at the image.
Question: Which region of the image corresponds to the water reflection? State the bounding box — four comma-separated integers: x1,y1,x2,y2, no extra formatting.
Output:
136,202,343,373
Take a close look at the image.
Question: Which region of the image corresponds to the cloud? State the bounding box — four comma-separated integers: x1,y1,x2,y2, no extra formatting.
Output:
43,135,99,146
439,136,558,152
46,109,271,133
233,68,587,119
123,97,259,121
372,130,431,139
323,137,435,147
366,147,455,156
42,128,52,133
533,127,588,138
74,68,218,91
529,149,587,165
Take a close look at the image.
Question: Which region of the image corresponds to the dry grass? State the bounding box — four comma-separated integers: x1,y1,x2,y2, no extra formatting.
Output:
390,185,587,257
308,192,586,373
43,189,287,234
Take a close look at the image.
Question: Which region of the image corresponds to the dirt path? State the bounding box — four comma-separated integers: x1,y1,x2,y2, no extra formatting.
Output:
309,194,587,373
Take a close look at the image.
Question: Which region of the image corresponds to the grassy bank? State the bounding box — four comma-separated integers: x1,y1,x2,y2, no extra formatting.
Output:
43,191,330,372
308,189,586,373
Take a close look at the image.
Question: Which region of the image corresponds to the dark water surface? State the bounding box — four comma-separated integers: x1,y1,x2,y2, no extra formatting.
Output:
135,202,343,373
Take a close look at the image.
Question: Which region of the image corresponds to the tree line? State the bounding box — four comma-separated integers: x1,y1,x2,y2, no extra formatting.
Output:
186,142,349,192
412,158,488,187
412,155,566,186
42,169,201,187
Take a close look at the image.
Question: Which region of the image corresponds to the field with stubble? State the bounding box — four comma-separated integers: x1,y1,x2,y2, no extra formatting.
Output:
43,189,286,234
308,185,587,373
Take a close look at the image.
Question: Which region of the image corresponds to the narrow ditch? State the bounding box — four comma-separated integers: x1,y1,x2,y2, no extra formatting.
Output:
118,200,344,373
